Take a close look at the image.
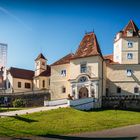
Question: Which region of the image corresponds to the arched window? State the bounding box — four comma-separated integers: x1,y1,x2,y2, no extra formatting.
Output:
62,86,66,93
42,80,45,88
78,76,88,83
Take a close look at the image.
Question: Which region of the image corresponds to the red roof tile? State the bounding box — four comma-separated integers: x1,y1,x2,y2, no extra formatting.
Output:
72,32,102,59
35,53,47,61
8,67,34,80
51,53,74,66
104,54,119,64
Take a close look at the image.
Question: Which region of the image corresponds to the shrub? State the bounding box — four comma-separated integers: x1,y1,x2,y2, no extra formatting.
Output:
12,98,26,107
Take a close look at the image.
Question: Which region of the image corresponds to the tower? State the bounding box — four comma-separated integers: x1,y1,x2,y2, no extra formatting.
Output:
113,20,140,64
35,53,47,76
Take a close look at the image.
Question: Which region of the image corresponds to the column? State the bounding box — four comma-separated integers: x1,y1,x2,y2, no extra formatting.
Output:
88,85,91,97
95,82,99,99
75,85,78,99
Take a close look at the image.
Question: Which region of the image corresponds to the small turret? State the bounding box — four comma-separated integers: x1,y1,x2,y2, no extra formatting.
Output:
35,53,47,76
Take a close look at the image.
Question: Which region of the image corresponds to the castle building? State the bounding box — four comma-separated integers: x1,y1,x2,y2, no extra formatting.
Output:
3,20,140,103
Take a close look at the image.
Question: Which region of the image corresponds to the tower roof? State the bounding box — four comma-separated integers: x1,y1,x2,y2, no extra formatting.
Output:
122,20,139,37
72,32,103,59
35,53,47,61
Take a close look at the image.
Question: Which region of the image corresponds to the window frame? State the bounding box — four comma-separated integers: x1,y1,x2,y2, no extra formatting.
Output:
127,53,133,59
62,86,66,93
42,80,45,88
61,69,66,77
25,83,31,89
18,82,21,88
117,87,121,93
128,41,133,48
126,69,132,77
134,87,139,93
80,63,87,73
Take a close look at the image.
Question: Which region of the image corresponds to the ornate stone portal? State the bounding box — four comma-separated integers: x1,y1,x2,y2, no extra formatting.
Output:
70,75,99,100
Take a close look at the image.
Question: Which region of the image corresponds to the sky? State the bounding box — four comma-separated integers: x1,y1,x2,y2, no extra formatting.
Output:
0,0,140,70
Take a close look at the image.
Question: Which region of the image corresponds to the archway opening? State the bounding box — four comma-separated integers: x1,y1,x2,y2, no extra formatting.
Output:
79,87,89,99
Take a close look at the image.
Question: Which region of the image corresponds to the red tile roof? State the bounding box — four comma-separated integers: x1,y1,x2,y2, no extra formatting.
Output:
51,53,74,66
104,54,113,61
104,54,119,64
35,53,47,61
121,20,139,37
37,65,51,77
72,32,103,59
8,67,34,80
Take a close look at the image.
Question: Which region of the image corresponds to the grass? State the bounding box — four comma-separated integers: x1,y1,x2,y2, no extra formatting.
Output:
0,107,140,137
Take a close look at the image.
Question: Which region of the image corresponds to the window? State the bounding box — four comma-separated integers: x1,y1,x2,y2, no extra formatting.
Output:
42,80,45,88
61,70,66,76
78,76,88,82
42,62,45,66
18,82,21,88
126,69,132,77
134,87,139,93
8,82,10,88
127,53,133,59
128,41,133,48
117,87,121,93
127,30,133,37
80,63,87,73
25,83,31,89
106,88,109,96
62,86,66,93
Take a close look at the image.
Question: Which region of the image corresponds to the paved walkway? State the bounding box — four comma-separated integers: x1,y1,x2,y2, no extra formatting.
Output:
0,104,68,117
70,124,140,139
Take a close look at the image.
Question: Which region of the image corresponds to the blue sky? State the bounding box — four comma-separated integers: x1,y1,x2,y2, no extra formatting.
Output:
0,0,140,70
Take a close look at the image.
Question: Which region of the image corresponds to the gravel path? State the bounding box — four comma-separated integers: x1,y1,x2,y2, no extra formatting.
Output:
0,104,68,117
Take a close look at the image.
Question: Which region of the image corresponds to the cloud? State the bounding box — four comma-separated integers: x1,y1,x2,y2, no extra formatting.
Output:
0,6,32,31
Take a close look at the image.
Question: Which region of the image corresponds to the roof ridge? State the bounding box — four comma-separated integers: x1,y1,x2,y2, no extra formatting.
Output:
10,67,34,72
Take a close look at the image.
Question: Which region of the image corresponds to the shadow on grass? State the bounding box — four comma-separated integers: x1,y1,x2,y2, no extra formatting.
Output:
37,134,137,140
10,116,38,123
79,108,140,113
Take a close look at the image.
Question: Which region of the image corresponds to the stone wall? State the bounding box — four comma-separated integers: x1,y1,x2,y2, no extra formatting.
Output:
102,95,140,110
0,91,50,107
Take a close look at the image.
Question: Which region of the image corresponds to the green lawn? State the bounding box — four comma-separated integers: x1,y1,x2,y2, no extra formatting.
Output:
0,108,140,137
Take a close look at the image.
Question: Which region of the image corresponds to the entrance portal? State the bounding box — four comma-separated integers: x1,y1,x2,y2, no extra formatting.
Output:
79,87,88,99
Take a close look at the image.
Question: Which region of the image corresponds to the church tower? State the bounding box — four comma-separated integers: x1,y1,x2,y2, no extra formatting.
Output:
35,53,47,76
113,20,140,64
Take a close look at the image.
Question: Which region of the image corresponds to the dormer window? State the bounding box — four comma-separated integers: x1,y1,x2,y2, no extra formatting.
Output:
127,53,133,59
127,29,133,37
128,41,133,48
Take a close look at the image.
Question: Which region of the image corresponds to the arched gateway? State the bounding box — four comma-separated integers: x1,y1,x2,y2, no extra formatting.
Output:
79,87,88,99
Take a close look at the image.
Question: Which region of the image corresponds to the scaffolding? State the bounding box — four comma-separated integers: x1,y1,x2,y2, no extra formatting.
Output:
0,43,7,68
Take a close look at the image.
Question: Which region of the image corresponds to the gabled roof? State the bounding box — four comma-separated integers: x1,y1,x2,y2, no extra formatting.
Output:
122,20,139,37
72,32,103,59
8,67,34,80
35,53,47,61
51,53,74,66
37,65,51,77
